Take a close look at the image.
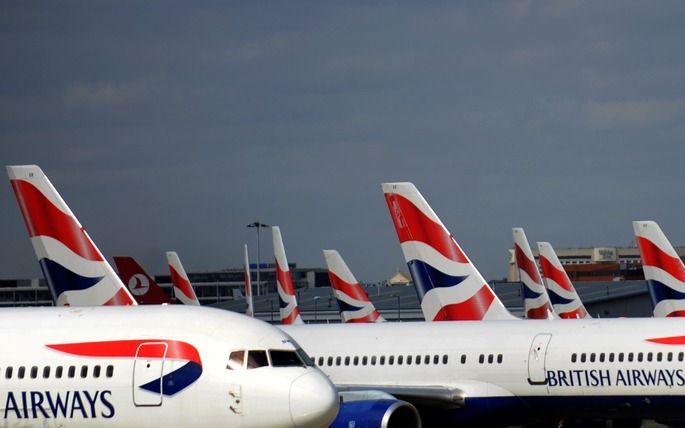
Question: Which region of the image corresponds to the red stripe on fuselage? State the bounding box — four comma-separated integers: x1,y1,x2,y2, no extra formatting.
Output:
47,339,201,365
384,193,468,263
11,180,103,262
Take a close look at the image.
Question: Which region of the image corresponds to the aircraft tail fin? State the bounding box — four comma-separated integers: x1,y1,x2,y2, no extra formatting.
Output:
272,226,304,324
537,242,590,319
512,228,555,319
166,251,200,306
244,244,255,317
113,256,174,304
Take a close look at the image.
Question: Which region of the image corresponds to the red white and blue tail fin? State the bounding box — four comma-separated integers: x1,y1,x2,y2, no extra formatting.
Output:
382,182,516,321
513,228,556,320
537,242,590,319
272,226,304,324
323,249,385,323
244,244,255,318
633,221,685,318
113,256,174,304
166,251,200,306
7,165,137,306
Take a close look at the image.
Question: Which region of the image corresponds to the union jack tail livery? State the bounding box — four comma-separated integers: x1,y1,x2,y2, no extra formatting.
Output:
633,221,685,318
166,251,200,306
272,226,304,324
323,250,385,323
382,182,515,321
513,228,555,320
7,165,137,306
113,256,175,304
537,241,590,319
244,244,254,317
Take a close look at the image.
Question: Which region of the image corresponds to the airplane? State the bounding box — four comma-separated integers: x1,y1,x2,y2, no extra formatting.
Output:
244,244,255,318
633,220,685,317
272,226,304,325
0,305,340,427
8,165,137,307
113,256,175,305
283,182,685,427
166,251,200,306
512,228,556,319
323,249,385,323
382,181,515,321
537,242,591,319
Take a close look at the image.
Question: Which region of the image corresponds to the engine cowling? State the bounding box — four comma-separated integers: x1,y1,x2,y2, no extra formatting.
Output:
329,395,421,428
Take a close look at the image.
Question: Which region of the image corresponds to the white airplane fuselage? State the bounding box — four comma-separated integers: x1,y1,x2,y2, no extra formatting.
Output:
284,318,685,424
0,305,338,428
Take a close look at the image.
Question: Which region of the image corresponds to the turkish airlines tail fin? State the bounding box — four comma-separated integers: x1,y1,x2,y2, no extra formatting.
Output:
633,221,685,318
272,226,304,324
244,244,255,317
7,165,137,306
113,256,174,305
537,242,590,319
166,251,200,306
382,182,516,321
323,250,386,323
512,228,555,319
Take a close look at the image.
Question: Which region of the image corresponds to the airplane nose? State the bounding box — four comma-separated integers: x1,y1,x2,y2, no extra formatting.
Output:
289,371,339,428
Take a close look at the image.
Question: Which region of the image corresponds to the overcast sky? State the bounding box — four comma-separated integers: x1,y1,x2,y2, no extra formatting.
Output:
2,1,685,285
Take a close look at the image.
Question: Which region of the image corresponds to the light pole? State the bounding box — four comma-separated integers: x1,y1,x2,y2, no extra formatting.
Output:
313,296,321,322
247,222,270,296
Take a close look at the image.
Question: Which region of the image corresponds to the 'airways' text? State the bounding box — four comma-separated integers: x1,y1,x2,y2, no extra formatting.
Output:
546,369,685,388
3,390,115,420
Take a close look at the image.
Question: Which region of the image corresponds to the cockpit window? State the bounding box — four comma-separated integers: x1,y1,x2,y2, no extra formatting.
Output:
247,350,269,369
227,350,245,370
270,350,305,367
296,348,315,367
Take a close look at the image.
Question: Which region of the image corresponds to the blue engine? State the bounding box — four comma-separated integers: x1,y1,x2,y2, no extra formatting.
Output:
329,398,421,428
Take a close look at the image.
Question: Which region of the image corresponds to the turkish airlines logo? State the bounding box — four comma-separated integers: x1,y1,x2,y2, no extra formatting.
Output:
128,274,150,296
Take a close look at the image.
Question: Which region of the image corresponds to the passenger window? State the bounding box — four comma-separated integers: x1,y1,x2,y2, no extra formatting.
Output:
228,351,245,370
424,355,430,365
461,355,466,364
443,355,449,364
335,357,341,366
93,366,101,378
637,353,643,362
30,366,38,379
497,354,503,364
647,353,653,362
479,354,484,364
406,356,412,365
344,356,350,366
362,356,367,366
571,353,577,363
5,367,12,379
590,353,596,363
657,353,663,362
618,353,624,362
68,366,75,378
81,366,88,378
487,354,494,364
18,367,25,379
317,357,324,366
628,353,634,362
599,353,605,363
398,356,403,365
353,356,359,366
415,356,421,366
609,353,615,363
106,365,114,378
55,366,63,379
433,355,439,365
247,351,269,369
580,354,586,363
42,366,50,379
371,356,377,366
327,357,333,367
380,356,385,365
668,352,673,362
679,352,684,362
389,356,395,365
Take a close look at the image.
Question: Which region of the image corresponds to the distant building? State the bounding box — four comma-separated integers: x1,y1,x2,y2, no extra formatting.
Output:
507,245,685,282
385,271,412,286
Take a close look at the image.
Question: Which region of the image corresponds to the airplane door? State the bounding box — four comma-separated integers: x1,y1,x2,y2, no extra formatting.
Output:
528,333,552,385
133,342,168,406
